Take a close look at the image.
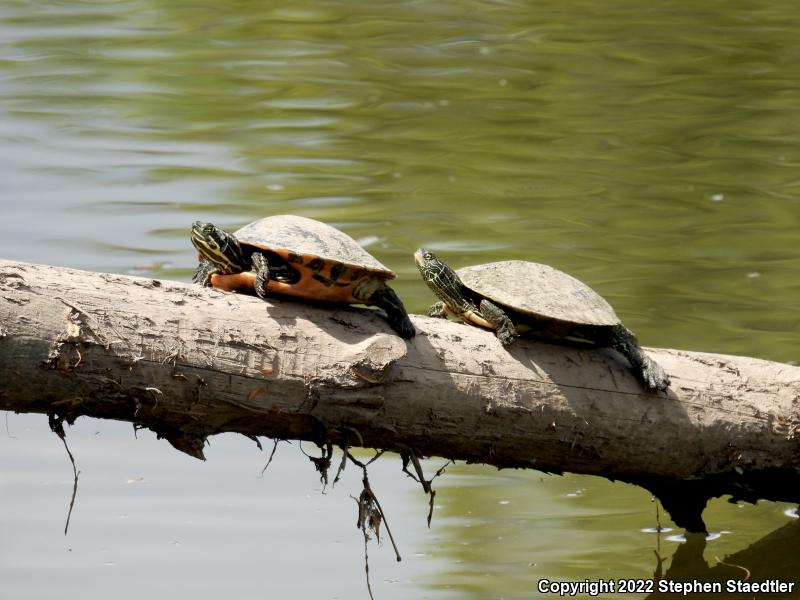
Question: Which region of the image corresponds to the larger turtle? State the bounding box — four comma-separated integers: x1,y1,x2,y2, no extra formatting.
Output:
414,249,669,391
190,215,415,338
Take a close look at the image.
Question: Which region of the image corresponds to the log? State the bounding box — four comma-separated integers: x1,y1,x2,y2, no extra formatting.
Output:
1,258,798,533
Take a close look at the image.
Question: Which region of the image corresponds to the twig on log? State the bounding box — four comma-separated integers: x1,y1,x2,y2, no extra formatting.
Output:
347,450,402,599
48,414,80,535
400,449,453,527
260,438,281,476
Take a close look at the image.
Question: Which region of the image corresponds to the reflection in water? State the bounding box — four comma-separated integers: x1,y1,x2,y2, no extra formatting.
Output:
0,414,450,600
2,0,800,598
647,522,800,599
427,466,798,598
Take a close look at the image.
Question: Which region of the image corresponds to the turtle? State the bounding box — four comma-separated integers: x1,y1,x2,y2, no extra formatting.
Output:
414,248,669,391
190,215,415,339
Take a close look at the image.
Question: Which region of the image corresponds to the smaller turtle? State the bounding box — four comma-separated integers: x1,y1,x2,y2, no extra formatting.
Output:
191,215,414,338
414,249,669,391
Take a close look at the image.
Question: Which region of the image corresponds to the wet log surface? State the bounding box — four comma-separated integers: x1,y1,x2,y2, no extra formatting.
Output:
1,258,799,533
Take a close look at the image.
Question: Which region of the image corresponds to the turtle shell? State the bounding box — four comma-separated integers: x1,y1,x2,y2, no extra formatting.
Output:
236,215,392,274
457,260,620,326
210,215,393,304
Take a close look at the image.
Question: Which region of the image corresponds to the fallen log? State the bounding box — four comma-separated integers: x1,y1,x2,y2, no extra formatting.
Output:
1,258,798,533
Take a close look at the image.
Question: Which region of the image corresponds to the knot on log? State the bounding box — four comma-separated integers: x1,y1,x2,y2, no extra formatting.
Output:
44,301,108,373
345,334,408,387
154,426,208,460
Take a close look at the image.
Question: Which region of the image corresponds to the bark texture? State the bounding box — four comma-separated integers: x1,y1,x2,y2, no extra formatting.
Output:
1,258,799,532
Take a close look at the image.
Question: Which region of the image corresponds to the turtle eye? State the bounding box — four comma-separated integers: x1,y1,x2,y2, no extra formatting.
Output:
207,240,219,250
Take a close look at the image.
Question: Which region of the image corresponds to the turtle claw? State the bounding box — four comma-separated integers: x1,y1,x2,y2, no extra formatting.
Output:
392,314,416,339
429,301,447,319
609,325,670,392
251,253,271,299
370,285,416,339
192,260,216,287
642,358,670,392
496,327,519,346
478,299,518,347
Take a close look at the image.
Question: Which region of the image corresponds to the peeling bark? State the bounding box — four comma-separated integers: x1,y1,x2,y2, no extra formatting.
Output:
1,258,799,533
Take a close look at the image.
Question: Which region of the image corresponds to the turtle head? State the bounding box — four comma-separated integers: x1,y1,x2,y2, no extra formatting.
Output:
414,248,465,307
191,221,245,274
414,248,447,280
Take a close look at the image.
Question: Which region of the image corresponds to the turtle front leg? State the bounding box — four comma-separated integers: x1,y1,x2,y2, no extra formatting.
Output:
192,260,217,286
607,324,670,392
478,299,518,346
428,301,448,318
369,284,415,339
251,253,271,299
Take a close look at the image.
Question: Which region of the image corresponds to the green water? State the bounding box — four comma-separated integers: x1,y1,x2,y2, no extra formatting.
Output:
2,1,800,598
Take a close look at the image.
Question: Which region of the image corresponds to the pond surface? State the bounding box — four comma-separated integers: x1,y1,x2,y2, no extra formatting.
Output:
2,1,800,598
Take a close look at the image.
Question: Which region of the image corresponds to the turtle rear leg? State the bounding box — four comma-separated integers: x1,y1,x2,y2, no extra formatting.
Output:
606,324,670,391
370,285,415,339
478,299,518,346
251,253,271,299
193,260,217,286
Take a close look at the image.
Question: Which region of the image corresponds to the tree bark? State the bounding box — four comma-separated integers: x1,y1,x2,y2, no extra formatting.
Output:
1,258,798,533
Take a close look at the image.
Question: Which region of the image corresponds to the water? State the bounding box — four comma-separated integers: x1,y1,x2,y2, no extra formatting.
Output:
1,414,447,599
2,1,800,598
